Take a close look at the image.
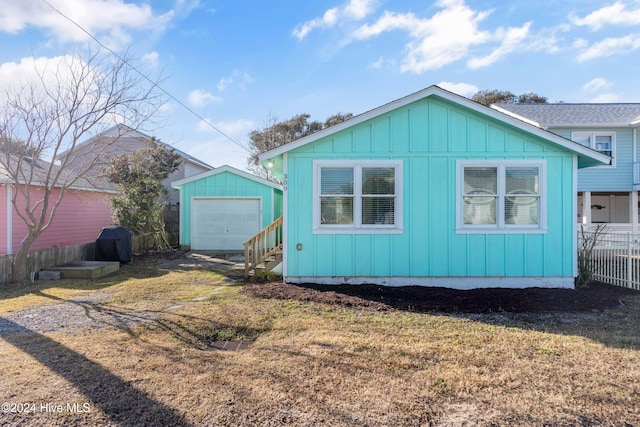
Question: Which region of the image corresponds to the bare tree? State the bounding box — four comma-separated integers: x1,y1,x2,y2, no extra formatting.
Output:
0,50,162,282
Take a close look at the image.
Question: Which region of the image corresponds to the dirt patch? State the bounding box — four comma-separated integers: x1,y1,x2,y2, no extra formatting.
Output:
244,281,637,313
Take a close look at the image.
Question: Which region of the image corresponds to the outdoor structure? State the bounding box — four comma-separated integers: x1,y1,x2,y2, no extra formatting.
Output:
172,165,283,251
0,158,114,254
258,85,609,289
492,103,640,233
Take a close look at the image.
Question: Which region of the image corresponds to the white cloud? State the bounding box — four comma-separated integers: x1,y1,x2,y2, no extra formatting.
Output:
345,0,377,20
0,55,85,95
293,8,339,40
187,89,222,108
437,81,479,97
292,0,377,40
467,22,531,69
582,77,613,92
158,102,173,112
577,33,640,61
141,51,160,68
570,1,640,30
0,0,174,49
217,70,254,91
353,0,495,72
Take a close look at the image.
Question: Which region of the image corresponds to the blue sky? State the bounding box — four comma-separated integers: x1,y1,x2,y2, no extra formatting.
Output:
1,0,640,170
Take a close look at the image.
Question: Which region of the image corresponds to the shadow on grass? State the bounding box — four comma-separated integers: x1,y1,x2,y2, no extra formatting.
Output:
245,282,640,350
8,289,267,351
0,317,194,426
0,262,169,302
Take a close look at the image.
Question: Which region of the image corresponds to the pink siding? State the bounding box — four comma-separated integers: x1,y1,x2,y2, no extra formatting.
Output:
0,184,114,254
0,186,7,253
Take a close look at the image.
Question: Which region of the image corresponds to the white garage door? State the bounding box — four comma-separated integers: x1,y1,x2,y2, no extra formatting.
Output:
191,198,261,250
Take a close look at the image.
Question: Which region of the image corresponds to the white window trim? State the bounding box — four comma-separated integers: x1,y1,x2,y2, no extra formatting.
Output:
313,160,403,234
456,160,547,234
571,131,616,168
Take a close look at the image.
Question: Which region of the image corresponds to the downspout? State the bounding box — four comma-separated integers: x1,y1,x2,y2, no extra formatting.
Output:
6,184,12,254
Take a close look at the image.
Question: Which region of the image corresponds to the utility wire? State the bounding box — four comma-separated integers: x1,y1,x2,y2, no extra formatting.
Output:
40,0,250,154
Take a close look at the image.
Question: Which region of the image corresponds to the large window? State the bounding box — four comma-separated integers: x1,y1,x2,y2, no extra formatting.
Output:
457,160,546,233
314,160,402,233
572,132,615,166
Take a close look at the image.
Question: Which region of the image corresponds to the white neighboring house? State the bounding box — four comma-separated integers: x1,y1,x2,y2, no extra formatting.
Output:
492,103,640,233
56,124,213,231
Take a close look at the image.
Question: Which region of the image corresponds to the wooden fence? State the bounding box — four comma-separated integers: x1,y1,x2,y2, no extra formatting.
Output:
0,232,178,284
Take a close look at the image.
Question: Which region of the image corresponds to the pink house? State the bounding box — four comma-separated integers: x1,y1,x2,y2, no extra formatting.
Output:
0,159,115,255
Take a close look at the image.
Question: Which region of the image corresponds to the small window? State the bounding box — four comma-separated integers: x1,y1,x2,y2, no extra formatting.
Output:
572,132,615,166
457,161,546,233
314,160,402,233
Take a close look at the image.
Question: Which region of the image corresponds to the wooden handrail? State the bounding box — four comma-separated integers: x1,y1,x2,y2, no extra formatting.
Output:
243,216,283,278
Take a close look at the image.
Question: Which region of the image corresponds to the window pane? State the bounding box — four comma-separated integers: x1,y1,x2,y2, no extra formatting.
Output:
362,168,395,195
362,197,395,225
321,196,353,224
595,135,612,156
321,168,353,195
463,196,496,225
464,167,497,194
505,196,539,225
506,167,539,195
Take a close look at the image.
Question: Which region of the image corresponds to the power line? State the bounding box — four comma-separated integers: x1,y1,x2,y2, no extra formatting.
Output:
39,0,250,154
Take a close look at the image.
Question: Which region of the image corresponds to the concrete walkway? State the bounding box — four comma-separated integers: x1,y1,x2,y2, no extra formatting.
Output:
157,251,245,271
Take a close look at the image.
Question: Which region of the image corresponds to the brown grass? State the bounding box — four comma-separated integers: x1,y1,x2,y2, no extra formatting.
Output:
0,260,639,426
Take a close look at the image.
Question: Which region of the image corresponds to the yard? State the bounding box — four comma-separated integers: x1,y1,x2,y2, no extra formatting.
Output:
0,251,639,426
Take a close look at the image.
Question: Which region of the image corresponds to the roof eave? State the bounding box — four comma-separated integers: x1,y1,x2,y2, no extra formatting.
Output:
260,85,609,167
172,164,281,190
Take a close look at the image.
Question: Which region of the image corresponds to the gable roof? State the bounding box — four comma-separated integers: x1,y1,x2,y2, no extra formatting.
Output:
258,85,610,169
0,153,115,193
492,103,640,128
56,124,213,170
171,164,282,190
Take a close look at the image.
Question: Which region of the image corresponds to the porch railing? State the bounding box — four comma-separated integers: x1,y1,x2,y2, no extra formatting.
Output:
243,216,283,278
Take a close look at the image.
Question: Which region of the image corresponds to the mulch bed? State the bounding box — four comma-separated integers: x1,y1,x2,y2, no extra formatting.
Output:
244,281,638,314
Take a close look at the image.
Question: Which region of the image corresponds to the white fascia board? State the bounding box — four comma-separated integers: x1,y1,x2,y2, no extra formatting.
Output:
259,85,610,167
172,164,282,190
490,104,543,128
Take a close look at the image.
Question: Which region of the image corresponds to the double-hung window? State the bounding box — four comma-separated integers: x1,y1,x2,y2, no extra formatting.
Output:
457,160,546,233
572,132,615,167
314,160,402,233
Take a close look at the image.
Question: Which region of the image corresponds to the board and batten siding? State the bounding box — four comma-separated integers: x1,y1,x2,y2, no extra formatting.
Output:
552,127,634,192
284,98,577,285
177,170,282,247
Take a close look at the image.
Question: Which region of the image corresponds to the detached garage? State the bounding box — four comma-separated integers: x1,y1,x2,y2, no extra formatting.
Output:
172,165,283,251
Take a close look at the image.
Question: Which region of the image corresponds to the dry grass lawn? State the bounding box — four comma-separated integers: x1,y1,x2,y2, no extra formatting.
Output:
0,257,639,426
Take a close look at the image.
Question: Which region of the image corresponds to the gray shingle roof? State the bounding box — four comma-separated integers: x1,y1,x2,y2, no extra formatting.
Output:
493,103,640,127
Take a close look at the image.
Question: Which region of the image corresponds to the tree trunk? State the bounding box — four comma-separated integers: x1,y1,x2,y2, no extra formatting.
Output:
11,235,36,283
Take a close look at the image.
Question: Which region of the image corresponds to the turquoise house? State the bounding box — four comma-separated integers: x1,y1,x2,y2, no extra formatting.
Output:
259,86,609,289
172,165,283,251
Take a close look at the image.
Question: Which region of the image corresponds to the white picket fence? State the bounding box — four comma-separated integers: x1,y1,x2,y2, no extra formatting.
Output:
578,229,640,290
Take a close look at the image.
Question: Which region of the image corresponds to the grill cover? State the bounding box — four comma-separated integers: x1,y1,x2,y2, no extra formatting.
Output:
95,226,132,263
